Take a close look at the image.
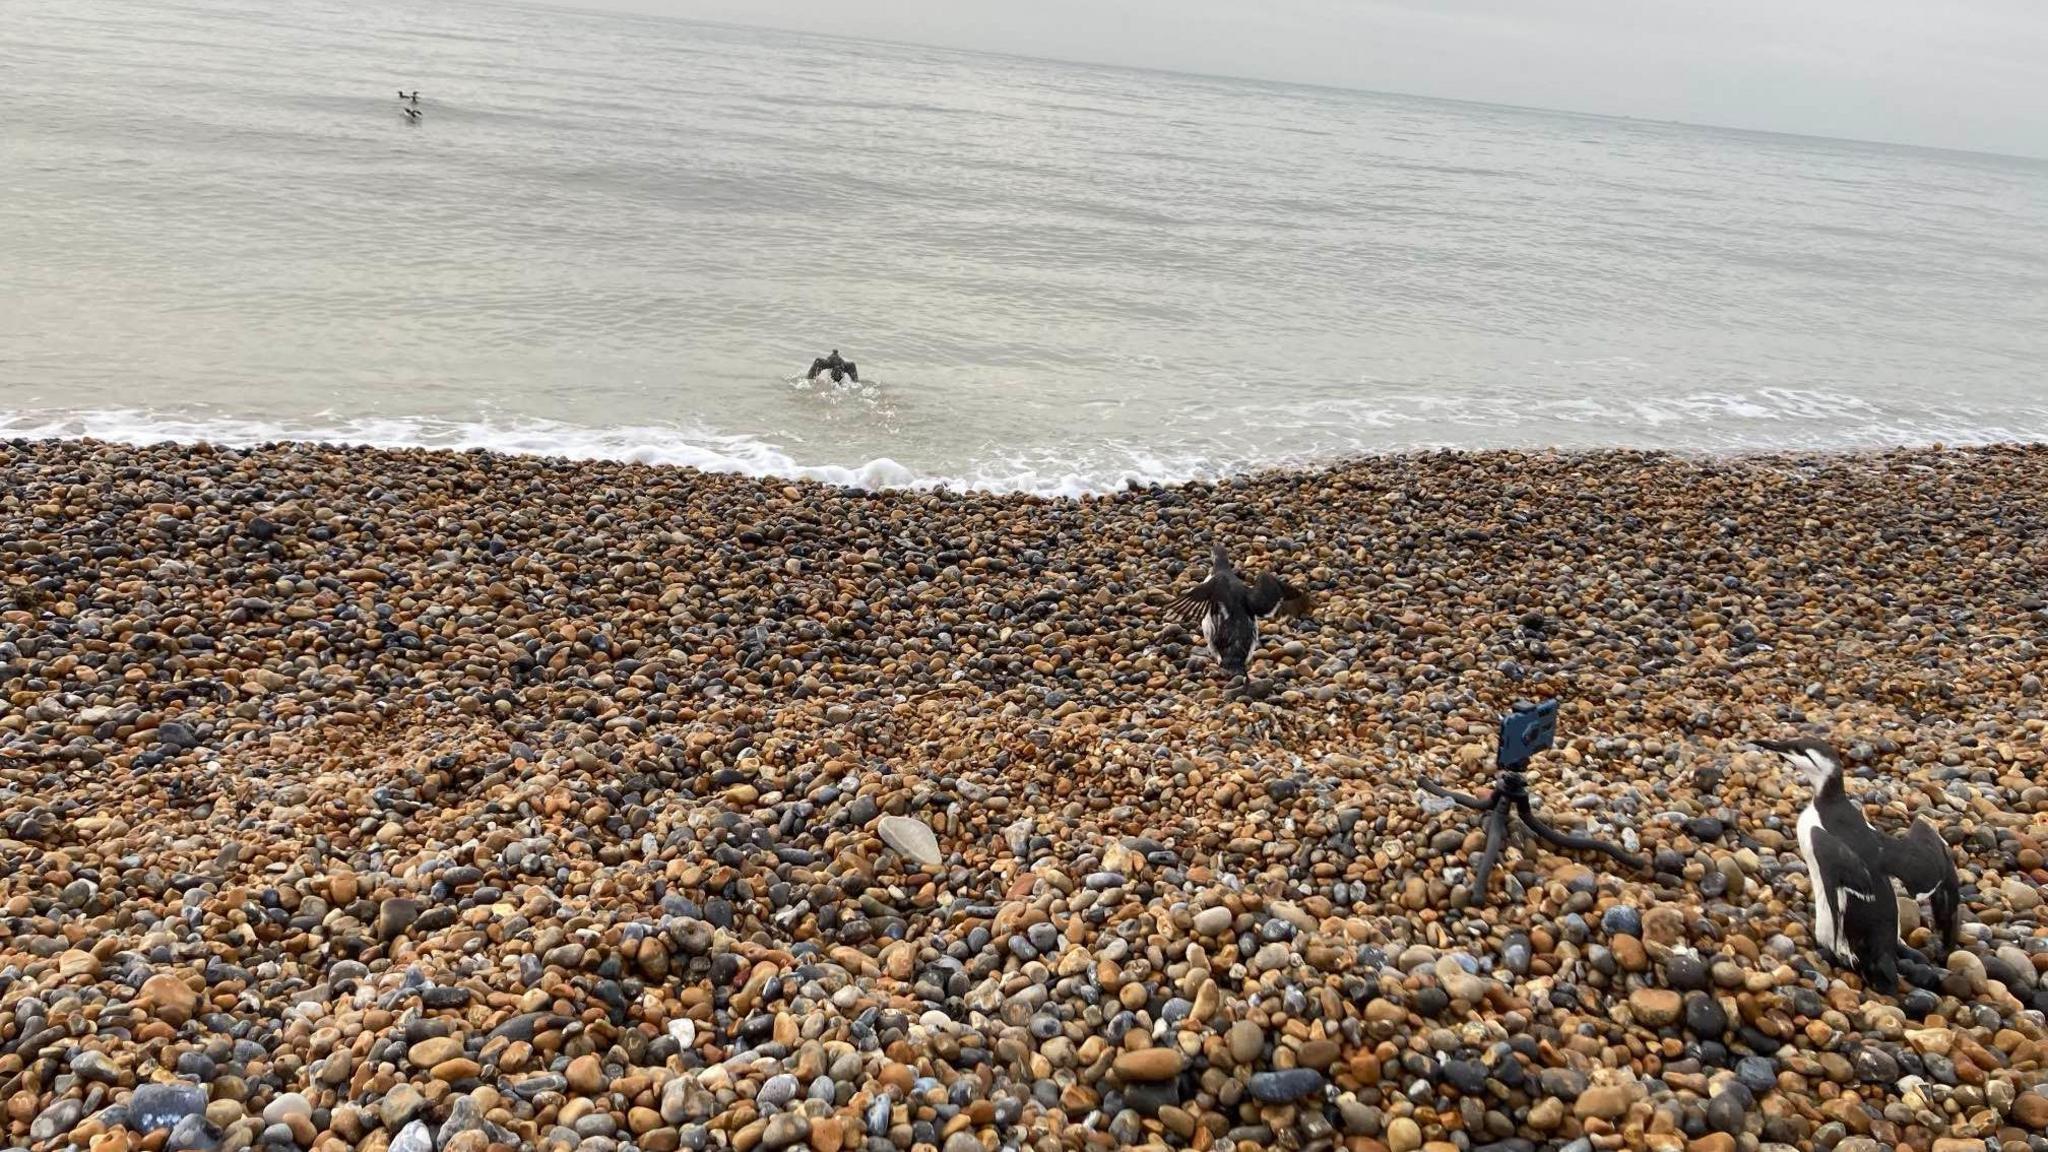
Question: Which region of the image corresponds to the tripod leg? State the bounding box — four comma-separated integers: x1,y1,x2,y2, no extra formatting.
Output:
1418,778,1495,811
1515,796,1645,871
1470,801,1512,898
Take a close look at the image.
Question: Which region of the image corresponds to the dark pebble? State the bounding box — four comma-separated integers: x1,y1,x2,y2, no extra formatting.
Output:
1247,1069,1325,1103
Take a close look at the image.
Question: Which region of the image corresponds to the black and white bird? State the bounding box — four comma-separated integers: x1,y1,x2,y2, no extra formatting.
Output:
1165,542,1312,681
403,106,423,122
806,350,858,384
1756,737,1960,990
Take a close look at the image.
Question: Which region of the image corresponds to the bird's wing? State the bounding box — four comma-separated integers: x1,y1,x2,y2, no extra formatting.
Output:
1810,824,1885,917
807,358,829,377
1245,573,1311,619
1881,818,1960,947
1165,577,1220,624
1244,574,1286,617
844,361,858,382
1879,819,1954,895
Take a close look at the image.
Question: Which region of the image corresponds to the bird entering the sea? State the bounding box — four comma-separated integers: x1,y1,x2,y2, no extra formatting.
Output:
806,350,858,384
1164,541,1312,683
1756,737,1960,992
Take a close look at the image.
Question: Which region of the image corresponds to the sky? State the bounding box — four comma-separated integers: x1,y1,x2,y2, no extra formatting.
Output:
553,0,2048,159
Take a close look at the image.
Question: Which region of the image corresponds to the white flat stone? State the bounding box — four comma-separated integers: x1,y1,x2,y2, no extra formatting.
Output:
877,815,942,867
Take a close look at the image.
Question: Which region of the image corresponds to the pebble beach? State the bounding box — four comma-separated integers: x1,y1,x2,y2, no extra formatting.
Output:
3,436,2046,1152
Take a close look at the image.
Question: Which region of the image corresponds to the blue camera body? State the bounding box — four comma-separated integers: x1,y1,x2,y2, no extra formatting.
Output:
1497,699,1557,768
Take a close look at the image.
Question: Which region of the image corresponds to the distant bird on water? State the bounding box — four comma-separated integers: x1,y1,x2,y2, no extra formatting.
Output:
1165,542,1312,682
399,90,420,103
403,106,423,122
806,350,858,384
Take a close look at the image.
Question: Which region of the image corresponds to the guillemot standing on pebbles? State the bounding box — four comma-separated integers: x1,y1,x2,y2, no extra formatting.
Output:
1757,737,1960,991
1165,542,1311,683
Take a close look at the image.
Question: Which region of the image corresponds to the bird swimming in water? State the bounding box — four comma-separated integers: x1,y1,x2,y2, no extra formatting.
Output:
1756,737,1959,991
403,106,423,122
806,350,858,384
1165,542,1312,682
399,90,420,103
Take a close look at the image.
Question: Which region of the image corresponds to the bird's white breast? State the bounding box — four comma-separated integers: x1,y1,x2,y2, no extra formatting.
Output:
1796,804,1838,954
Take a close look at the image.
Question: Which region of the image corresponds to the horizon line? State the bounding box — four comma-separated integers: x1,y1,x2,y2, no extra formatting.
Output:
479,0,2048,166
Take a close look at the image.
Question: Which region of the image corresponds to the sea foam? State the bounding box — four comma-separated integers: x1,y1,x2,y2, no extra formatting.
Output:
0,408,1215,497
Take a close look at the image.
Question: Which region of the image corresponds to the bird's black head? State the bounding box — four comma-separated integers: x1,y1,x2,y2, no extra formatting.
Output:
1752,737,1842,792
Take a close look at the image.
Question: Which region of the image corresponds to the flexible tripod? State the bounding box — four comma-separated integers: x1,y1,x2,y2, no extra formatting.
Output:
1419,701,1644,902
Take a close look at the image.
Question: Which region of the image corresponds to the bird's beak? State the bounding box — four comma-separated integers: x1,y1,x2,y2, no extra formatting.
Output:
1746,740,1790,773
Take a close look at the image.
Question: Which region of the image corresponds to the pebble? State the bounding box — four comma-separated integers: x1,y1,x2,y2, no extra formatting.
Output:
1665,953,1708,991
1247,1069,1325,1102
260,1093,312,1128
1736,1057,1778,1096
1706,1088,1750,1135
1,441,2044,1152
129,1084,208,1132
1601,906,1644,937
565,1053,604,1094
759,1112,809,1149
1113,1048,1184,1081
379,1085,429,1130
1439,1060,1487,1095
390,1120,435,1152
1540,1068,1589,1100
71,1050,121,1083
138,972,200,1026
1629,987,1683,1027
875,815,942,867
165,1114,216,1152
30,1098,83,1143
1684,991,1728,1037
1574,1084,1641,1120
757,1073,800,1109
1226,1020,1265,1065
408,1035,463,1067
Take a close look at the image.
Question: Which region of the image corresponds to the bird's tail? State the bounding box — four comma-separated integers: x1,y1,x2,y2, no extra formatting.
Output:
1930,876,1960,955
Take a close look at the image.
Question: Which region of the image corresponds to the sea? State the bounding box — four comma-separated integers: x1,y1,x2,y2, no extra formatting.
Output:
5,0,2048,495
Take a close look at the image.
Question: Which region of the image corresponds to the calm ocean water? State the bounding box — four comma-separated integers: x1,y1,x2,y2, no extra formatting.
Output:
5,0,2047,493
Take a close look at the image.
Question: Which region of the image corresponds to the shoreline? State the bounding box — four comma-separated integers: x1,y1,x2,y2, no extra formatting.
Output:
7,428,2047,502
3,436,2045,1152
